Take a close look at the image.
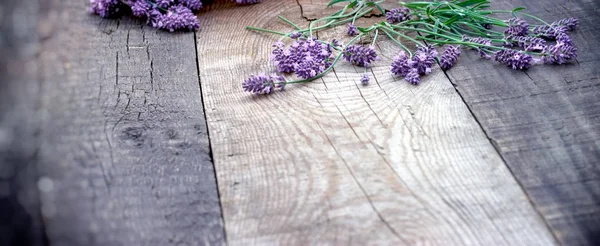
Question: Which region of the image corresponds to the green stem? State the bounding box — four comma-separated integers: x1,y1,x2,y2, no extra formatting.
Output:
383,26,425,47
383,29,412,57
371,29,379,46
277,16,301,30
246,26,286,36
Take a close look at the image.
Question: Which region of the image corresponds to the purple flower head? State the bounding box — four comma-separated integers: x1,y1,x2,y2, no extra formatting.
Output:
271,38,334,79
412,45,437,75
556,33,574,46
440,45,461,70
90,0,128,18
506,35,546,51
360,73,370,85
242,73,286,94
386,8,411,24
552,17,578,31
179,0,203,11
290,32,302,39
462,36,492,59
405,68,420,85
131,0,151,18
541,43,577,64
391,51,413,77
343,45,379,67
152,5,200,32
504,18,529,37
233,0,262,4
295,56,326,79
532,25,568,39
331,39,342,48
156,0,175,8
493,49,533,70
347,23,359,36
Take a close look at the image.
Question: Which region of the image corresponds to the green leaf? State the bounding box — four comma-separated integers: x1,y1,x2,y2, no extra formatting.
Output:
456,0,489,7
357,26,371,32
512,7,526,13
347,0,358,8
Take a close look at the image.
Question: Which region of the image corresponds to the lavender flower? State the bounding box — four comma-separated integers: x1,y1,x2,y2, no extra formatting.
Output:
440,45,461,70
493,49,533,70
386,8,411,24
532,25,568,39
552,17,579,31
131,0,151,18
506,35,546,51
290,32,302,39
504,18,529,37
156,0,175,8
271,38,334,79
331,39,341,48
556,33,574,46
412,45,437,74
242,73,285,94
347,24,359,36
90,0,127,18
153,4,200,32
463,36,493,59
405,68,420,85
541,43,577,64
180,0,203,11
360,73,369,85
343,45,379,67
390,51,413,77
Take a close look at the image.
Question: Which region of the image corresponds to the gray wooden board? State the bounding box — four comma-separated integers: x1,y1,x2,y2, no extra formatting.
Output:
36,0,224,245
444,0,600,244
0,0,46,245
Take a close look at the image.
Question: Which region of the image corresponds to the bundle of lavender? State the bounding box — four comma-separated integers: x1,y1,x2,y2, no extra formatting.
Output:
89,0,261,31
243,0,578,95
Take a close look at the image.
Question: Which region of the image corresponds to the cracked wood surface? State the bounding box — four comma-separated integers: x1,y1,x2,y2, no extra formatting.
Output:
444,0,600,244
34,0,224,245
0,0,46,245
196,0,556,244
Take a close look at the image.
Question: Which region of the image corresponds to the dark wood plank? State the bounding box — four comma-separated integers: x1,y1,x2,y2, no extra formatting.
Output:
36,0,224,245
0,0,47,245
444,0,600,244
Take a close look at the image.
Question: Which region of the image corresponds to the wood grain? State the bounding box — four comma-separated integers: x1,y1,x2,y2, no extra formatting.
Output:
197,0,556,244
36,0,224,245
444,0,600,244
0,0,46,245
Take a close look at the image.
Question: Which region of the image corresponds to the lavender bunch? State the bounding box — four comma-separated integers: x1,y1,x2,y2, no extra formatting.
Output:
242,0,580,95
90,0,261,32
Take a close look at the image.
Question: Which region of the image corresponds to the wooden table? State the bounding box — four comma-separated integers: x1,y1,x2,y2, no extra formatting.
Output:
1,0,598,245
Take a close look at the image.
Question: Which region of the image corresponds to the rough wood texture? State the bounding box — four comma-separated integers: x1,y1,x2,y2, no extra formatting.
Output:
197,0,556,244
0,0,47,245
36,0,224,245
444,0,600,244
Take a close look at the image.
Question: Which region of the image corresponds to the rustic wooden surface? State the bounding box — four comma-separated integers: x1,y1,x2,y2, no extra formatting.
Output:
196,0,556,245
444,0,600,244
0,0,46,245
2,0,599,245
31,0,224,245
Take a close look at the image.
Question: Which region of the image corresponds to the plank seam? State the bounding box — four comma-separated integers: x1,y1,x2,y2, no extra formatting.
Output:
438,63,563,246
193,31,228,245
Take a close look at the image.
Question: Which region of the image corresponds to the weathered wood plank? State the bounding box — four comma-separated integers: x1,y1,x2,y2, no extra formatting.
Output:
0,0,46,245
197,0,556,244
36,0,224,245
444,0,600,244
